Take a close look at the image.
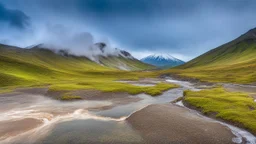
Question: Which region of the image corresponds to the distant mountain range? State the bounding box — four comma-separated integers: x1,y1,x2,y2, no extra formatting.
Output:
140,54,185,68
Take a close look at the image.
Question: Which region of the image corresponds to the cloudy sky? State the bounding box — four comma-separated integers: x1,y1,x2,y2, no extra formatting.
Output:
1,0,256,61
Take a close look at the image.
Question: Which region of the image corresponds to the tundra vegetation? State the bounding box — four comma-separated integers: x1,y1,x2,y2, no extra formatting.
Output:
0,44,177,97
184,87,256,135
162,36,256,84
1,28,256,134
167,29,256,134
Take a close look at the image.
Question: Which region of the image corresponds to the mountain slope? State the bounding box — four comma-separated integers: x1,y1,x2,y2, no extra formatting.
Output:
168,28,256,83
0,43,153,87
100,56,154,70
141,54,184,68
92,43,154,70
31,43,154,71
0,43,179,98
0,44,108,87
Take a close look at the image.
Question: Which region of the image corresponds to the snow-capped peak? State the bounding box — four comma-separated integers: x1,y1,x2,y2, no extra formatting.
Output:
150,54,177,61
141,54,181,62
140,54,185,68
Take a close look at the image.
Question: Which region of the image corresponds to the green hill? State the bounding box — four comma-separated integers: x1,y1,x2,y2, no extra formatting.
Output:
0,44,154,88
0,45,180,100
167,28,256,84
0,44,179,98
99,56,153,71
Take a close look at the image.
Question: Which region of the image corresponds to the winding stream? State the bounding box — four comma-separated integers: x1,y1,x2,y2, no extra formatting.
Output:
0,78,255,144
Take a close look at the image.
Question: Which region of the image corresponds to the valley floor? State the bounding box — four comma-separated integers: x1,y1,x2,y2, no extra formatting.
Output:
0,77,255,144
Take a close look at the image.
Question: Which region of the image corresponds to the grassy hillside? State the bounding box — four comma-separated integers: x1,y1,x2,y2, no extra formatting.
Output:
164,28,256,84
0,44,110,87
0,44,177,97
99,56,154,71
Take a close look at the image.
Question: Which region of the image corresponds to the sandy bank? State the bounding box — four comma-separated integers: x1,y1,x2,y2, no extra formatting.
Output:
224,84,256,98
127,104,235,144
0,118,42,140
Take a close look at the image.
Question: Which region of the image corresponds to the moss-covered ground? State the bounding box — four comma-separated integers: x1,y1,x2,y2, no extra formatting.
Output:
0,44,177,96
184,87,256,134
160,40,256,84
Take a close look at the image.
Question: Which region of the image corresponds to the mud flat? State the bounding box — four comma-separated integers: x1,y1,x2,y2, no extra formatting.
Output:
127,104,235,144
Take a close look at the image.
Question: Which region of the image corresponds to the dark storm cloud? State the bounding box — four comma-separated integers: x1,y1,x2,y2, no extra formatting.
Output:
0,3,29,29
1,0,256,61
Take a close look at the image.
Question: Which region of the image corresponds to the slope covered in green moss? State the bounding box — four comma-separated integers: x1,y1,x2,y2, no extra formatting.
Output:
99,55,154,71
0,44,176,97
166,28,256,84
0,44,108,87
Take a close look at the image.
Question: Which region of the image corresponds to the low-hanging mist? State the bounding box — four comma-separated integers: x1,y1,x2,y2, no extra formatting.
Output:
9,23,134,62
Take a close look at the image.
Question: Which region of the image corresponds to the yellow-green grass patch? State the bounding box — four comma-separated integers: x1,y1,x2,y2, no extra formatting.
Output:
49,81,178,96
184,87,256,134
61,95,82,100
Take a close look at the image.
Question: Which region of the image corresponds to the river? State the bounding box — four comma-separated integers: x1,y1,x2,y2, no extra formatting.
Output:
0,78,255,144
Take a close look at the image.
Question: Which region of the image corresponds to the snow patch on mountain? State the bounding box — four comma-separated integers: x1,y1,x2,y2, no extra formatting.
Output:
141,54,185,68
142,54,179,61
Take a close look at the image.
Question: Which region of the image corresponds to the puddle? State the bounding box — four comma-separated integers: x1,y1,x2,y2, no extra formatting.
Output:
37,120,143,144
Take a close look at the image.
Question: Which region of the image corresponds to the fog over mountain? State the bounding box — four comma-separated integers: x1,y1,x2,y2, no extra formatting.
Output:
1,0,256,61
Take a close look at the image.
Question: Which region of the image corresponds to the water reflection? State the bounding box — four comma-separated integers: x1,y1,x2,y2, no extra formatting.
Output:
38,120,143,144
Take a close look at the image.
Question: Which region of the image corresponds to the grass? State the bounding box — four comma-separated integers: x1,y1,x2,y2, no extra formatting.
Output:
161,36,256,84
143,83,179,96
49,82,178,96
99,56,154,70
61,95,82,100
0,44,176,97
0,88,13,94
183,87,256,134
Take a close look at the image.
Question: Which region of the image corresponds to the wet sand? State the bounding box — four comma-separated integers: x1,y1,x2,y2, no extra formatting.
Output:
0,118,42,140
117,78,163,86
1,78,255,144
71,90,141,104
224,84,256,98
127,104,235,144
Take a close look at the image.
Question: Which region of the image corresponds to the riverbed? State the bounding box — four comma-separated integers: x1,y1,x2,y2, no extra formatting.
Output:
0,78,255,144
